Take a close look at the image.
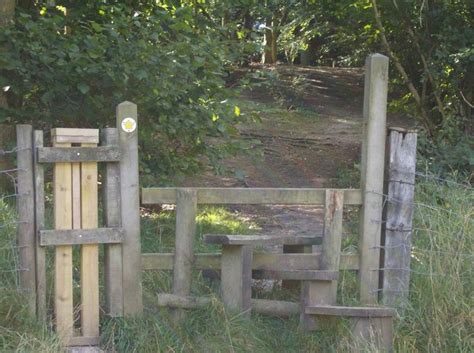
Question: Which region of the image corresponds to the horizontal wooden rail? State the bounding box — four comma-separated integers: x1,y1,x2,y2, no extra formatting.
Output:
141,252,359,271
305,305,396,317
142,187,362,205
252,269,338,281
40,228,123,246
37,146,120,163
204,234,322,246
156,293,300,317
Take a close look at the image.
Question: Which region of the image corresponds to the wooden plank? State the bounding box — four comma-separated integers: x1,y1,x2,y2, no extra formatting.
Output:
141,252,360,271
117,101,143,316
67,336,100,347
221,245,252,315
301,190,344,330
282,244,312,291
142,187,362,205
37,146,120,163
382,129,417,307
171,188,197,321
305,305,396,317
156,294,300,317
53,139,73,340
359,54,389,304
102,128,123,317
33,130,46,320
204,234,321,246
80,142,100,338
16,125,36,315
40,228,123,246
252,269,338,281
51,128,99,144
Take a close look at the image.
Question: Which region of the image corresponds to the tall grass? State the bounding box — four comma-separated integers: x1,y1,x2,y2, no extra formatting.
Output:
0,175,472,352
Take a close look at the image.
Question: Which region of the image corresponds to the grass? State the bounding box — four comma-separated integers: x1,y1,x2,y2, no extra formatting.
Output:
0,174,472,352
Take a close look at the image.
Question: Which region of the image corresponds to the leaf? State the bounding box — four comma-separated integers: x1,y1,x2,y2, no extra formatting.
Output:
77,82,90,94
234,105,241,116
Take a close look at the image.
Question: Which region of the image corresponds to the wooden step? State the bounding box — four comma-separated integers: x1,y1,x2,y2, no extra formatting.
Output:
204,234,321,246
253,269,338,281
305,305,396,317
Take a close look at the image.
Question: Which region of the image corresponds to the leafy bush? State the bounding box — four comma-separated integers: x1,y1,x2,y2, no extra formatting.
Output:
0,3,245,181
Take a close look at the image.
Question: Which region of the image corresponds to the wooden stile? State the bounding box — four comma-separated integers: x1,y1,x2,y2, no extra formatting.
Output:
359,54,389,304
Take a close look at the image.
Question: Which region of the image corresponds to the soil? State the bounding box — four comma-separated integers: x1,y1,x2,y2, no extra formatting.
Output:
179,65,413,239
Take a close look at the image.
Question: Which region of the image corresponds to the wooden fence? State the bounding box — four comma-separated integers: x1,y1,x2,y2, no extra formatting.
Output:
13,53,417,349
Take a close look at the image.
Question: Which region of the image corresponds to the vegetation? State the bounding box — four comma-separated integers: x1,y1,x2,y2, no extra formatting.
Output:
0,174,472,352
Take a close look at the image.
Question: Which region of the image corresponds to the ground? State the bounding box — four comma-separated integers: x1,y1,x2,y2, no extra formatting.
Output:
180,65,413,238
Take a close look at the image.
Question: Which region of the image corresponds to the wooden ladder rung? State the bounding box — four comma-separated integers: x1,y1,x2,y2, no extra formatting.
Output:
37,146,120,163
253,269,339,281
40,228,123,246
305,305,396,318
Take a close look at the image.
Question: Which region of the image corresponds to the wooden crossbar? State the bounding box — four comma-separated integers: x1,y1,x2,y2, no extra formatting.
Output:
39,228,123,246
204,234,322,246
37,146,120,163
142,187,362,205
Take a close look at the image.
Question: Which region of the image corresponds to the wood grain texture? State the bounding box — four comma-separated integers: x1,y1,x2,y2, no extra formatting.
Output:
221,245,252,315
172,188,197,321
53,139,73,341
359,54,389,304
37,146,120,163
382,129,417,307
51,128,99,144
33,130,46,319
40,228,123,246
141,252,360,271
101,128,124,317
116,101,143,316
252,269,338,281
16,125,36,315
300,190,344,330
142,187,362,205
80,142,99,338
204,234,321,246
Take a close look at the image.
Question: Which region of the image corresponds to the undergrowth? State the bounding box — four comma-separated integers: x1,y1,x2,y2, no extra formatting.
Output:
0,174,472,352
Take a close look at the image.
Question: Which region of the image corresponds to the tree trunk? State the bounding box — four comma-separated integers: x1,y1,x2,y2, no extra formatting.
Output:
271,28,278,64
262,28,274,64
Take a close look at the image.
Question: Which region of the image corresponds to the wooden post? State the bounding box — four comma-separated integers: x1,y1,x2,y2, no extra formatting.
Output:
382,128,417,306
359,54,389,304
80,141,99,338
221,245,253,315
16,125,36,315
117,101,143,316
33,130,46,320
300,190,343,330
102,128,124,317
52,137,73,340
172,188,197,321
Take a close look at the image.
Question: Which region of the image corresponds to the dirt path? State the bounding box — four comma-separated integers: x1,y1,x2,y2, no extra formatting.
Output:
181,65,412,238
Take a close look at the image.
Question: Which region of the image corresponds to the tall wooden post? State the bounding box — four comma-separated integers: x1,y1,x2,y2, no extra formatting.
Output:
16,125,36,315
382,128,417,307
117,101,143,316
102,128,124,317
359,54,389,304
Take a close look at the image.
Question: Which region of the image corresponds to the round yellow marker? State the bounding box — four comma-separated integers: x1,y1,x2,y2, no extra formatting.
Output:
121,117,137,133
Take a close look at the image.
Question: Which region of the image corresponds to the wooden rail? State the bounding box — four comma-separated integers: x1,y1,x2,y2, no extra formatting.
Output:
142,187,362,205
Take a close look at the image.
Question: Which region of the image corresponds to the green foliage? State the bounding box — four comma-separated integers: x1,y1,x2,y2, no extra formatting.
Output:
0,2,246,180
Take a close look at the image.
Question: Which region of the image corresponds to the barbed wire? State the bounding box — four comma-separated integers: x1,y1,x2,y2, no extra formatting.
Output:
0,147,31,156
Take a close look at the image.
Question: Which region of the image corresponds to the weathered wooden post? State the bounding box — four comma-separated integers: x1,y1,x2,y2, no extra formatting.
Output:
16,125,36,315
117,101,143,316
172,188,197,321
359,53,389,304
382,127,417,307
102,127,124,317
